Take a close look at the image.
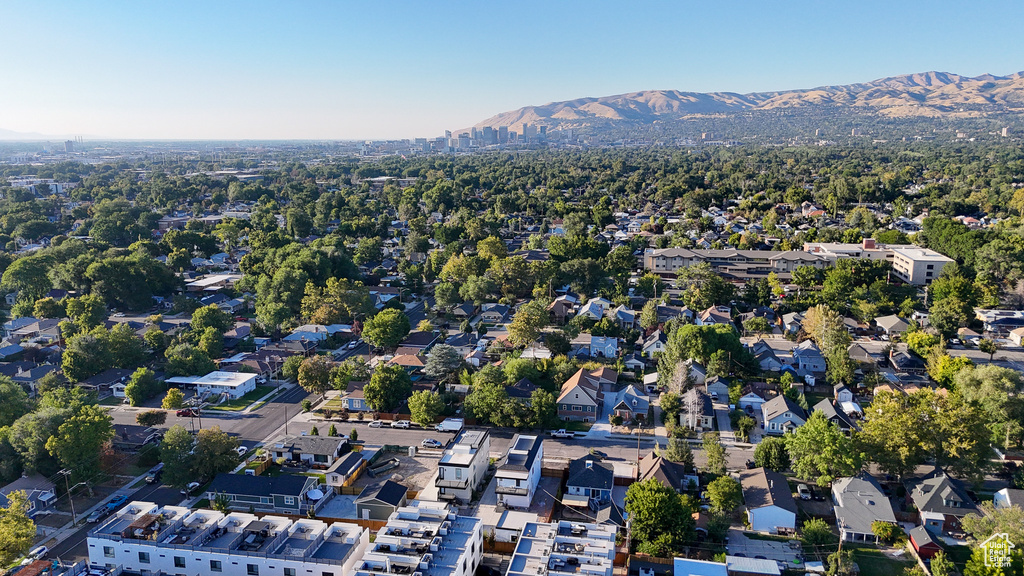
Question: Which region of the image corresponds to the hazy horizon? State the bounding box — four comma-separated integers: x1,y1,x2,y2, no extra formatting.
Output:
3,0,1022,140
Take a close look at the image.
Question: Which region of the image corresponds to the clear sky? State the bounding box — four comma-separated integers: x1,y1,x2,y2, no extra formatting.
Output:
2,0,1022,140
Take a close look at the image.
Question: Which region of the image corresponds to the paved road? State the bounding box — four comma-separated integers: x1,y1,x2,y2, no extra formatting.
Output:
48,482,184,563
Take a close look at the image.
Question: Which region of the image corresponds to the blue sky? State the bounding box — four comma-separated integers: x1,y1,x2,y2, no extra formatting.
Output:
2,1,1021,140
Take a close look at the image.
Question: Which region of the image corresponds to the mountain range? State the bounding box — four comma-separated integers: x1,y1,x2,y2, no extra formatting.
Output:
473,71,1024,132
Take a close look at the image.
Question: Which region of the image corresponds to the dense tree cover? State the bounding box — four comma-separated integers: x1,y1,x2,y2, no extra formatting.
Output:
625,477,697,556
160,424,239,489
0,490,35,566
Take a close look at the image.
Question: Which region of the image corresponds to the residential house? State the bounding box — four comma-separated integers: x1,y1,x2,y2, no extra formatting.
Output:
793,340,827,377
657,304,693,324
812,399,859,435
355,480,408,521
781,312,804,335
341,381,371,412
436,430,490,502
994,487,1024,510
738,468,797,534
610,305,637,329
577,298,612,321
847,343,877,365
623,351,646,372
270,436,350,468
639,330,668,359
3,316,40,339
495,435,543,508
749,340,785,373
398,331,439,351
570,333,619,358
890,349,926,374
557,369,602,422
205,473,321,515
875,315,909,336
906,467,978,535
761,395,807,435
547,297,575,324
679,359,707,387
832,474,897,543
738,388,768,412
696,306,732,327
703,376,730,402
638,452,696,493
0,475,56,516
564,457,613,509
611,385,649,422
325,451,367,493
679,388,714,431
478,304,510,324
506,378,538,402
449,302,477,319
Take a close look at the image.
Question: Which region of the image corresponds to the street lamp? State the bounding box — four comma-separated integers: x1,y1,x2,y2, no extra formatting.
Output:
58,470,87,525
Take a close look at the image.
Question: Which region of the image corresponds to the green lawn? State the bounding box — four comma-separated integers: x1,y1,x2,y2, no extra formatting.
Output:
99,395,124,406
850,546,915,576
206,386,278,411
564,421,593,432
944,545,973,569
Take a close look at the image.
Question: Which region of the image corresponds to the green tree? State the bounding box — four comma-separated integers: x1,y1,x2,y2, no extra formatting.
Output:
801,517,835,548
464,370,509,425
979,338,999,361
108,323,148,368
164,343,215,377
743,316,772,337
661,436,694,470
32,297,64,319
639,300,659,330
408,390,444,427
928,354,974,388
160,425,194,489
786,411,861,486
192,426,239,481
162,388,185,410
45,404,114,485
706,475,742,513
64,294,106,329
191,304,232,334
624,477,696,557
298,355,333,400
62,331,111,382
423,344,462,383
364,364,412,412
124,367,160,407
702,432,727,476
0,378,32,429
143,328,170,355
871,521,901,545
197,326,224,359
136,410,167,427
955,365,1024,448
362,308,411,350
507,299,549,348
753,437,791,472
529,389,558,429
212,492,232,514
282,355,303,382
0,490,36,565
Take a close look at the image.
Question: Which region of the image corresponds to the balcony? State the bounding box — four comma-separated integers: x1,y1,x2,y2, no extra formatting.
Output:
435,477,470,489
495,485,529,496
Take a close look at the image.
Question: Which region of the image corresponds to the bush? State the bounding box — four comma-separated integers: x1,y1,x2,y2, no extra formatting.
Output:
350,428,358,442
801,517,835,547
137,410,167,427
610,414,624,426
301,399,312,412
871,521,902,545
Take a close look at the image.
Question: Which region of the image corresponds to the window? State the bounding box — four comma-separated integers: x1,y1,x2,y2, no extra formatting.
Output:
139,552,151,564
285,569,296,576
285,496,296,505
314,454,328,463
323,572,334,576
103,547,114,559
248,565,259,576
455,468,462,479
174,557,186,569
210,561,223,572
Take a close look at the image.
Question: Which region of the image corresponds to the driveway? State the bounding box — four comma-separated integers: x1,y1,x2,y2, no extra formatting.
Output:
713,403,735,442
584,393,617,439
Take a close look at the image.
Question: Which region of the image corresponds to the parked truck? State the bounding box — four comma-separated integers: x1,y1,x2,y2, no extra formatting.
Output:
551,429,574,439
434,418,464,433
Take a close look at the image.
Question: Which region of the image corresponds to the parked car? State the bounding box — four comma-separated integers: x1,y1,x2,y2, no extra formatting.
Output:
421,438,443,449
181,481,200,495
145,463,164,485
106,494,128,510
390,420,411,429
177,408,200,417
347,340,359,350
86,509,110,523
797,484,812,500
236,446,249,457
368,420,384,428
29,546,48,560
550,429,574,439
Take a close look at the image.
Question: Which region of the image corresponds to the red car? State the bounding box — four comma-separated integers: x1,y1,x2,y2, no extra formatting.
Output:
176,408,200,417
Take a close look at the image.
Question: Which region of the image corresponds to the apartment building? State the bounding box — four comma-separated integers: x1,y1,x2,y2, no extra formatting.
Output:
495,435,543,508
642,248,832,281
504,521,617,576
354,501,482,576
436,430,490,502
890,247,953,285
87,502,369,576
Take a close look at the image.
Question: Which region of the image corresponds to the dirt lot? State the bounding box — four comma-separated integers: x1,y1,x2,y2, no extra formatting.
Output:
353,450,442,492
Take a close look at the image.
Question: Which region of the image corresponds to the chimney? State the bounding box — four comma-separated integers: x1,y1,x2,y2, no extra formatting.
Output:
862,238,876,250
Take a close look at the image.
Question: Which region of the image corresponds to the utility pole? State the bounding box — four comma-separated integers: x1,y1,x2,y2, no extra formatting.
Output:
58,470,79,526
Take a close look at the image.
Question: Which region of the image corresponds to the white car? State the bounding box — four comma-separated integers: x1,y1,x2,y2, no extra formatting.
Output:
368,420,384,428
236,446,249,457
181,481,200,495
347,340,359,350
391,420,411,429
797,484,812,500
30,546,48,559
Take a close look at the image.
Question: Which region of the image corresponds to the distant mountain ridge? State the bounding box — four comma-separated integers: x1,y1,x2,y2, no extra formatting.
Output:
474,71,1024,130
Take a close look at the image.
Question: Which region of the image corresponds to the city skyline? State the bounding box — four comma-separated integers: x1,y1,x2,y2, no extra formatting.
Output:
2,0,1022,140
